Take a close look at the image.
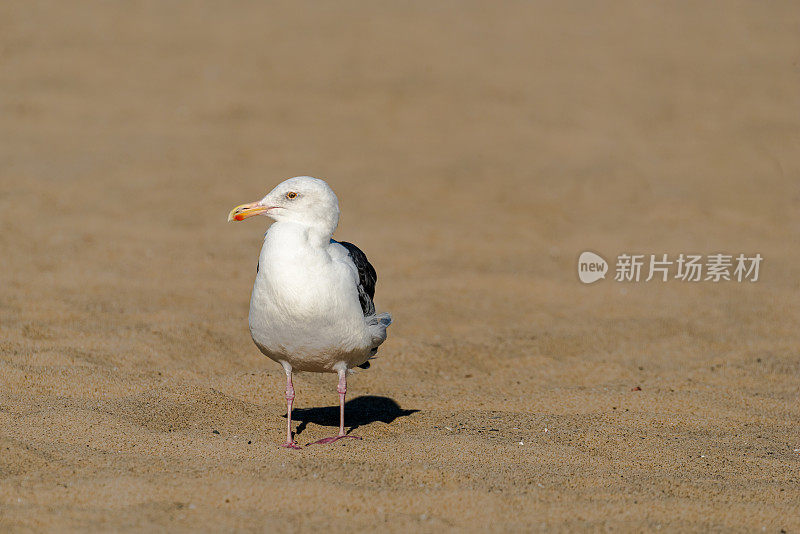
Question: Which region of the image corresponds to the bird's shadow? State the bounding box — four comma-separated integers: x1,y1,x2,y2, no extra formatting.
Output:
288,395,418,438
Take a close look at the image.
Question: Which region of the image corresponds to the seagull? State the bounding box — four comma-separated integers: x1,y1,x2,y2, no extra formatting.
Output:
227,176,392,449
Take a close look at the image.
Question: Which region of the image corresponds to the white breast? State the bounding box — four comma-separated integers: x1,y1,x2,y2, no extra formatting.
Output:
248,222,374,372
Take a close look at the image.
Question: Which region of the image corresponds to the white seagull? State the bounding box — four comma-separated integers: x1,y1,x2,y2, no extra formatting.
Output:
228,176,392,448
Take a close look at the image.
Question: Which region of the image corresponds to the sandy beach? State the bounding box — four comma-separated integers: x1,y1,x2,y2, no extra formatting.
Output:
1,1,799,531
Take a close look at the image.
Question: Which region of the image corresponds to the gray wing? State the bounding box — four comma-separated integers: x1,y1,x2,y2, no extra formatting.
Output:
336,240,377,317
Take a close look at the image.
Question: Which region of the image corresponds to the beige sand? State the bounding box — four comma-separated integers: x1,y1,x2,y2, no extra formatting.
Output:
1,1,799,531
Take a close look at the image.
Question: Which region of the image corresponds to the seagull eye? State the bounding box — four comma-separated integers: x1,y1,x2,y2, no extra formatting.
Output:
286,191,297,200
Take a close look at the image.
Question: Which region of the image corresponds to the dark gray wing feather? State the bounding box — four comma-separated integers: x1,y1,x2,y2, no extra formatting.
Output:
337,240,377,317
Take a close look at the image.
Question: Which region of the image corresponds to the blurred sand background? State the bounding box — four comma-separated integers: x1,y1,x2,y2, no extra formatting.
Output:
1,1,799,531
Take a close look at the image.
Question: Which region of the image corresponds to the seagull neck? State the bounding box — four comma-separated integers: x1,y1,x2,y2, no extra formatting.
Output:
269,221,333,249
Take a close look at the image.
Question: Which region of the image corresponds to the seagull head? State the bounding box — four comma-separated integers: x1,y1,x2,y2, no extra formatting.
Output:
227,176,340,234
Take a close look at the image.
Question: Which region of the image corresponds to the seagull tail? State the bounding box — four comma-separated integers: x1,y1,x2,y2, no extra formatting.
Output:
367,312,392,351
374,312,392,327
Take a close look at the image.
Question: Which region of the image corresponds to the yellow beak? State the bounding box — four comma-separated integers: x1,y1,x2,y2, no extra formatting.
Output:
227,201,268,222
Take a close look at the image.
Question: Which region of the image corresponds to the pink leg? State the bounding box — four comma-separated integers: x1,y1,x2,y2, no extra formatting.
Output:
281,370,301,449
308,370,362,445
